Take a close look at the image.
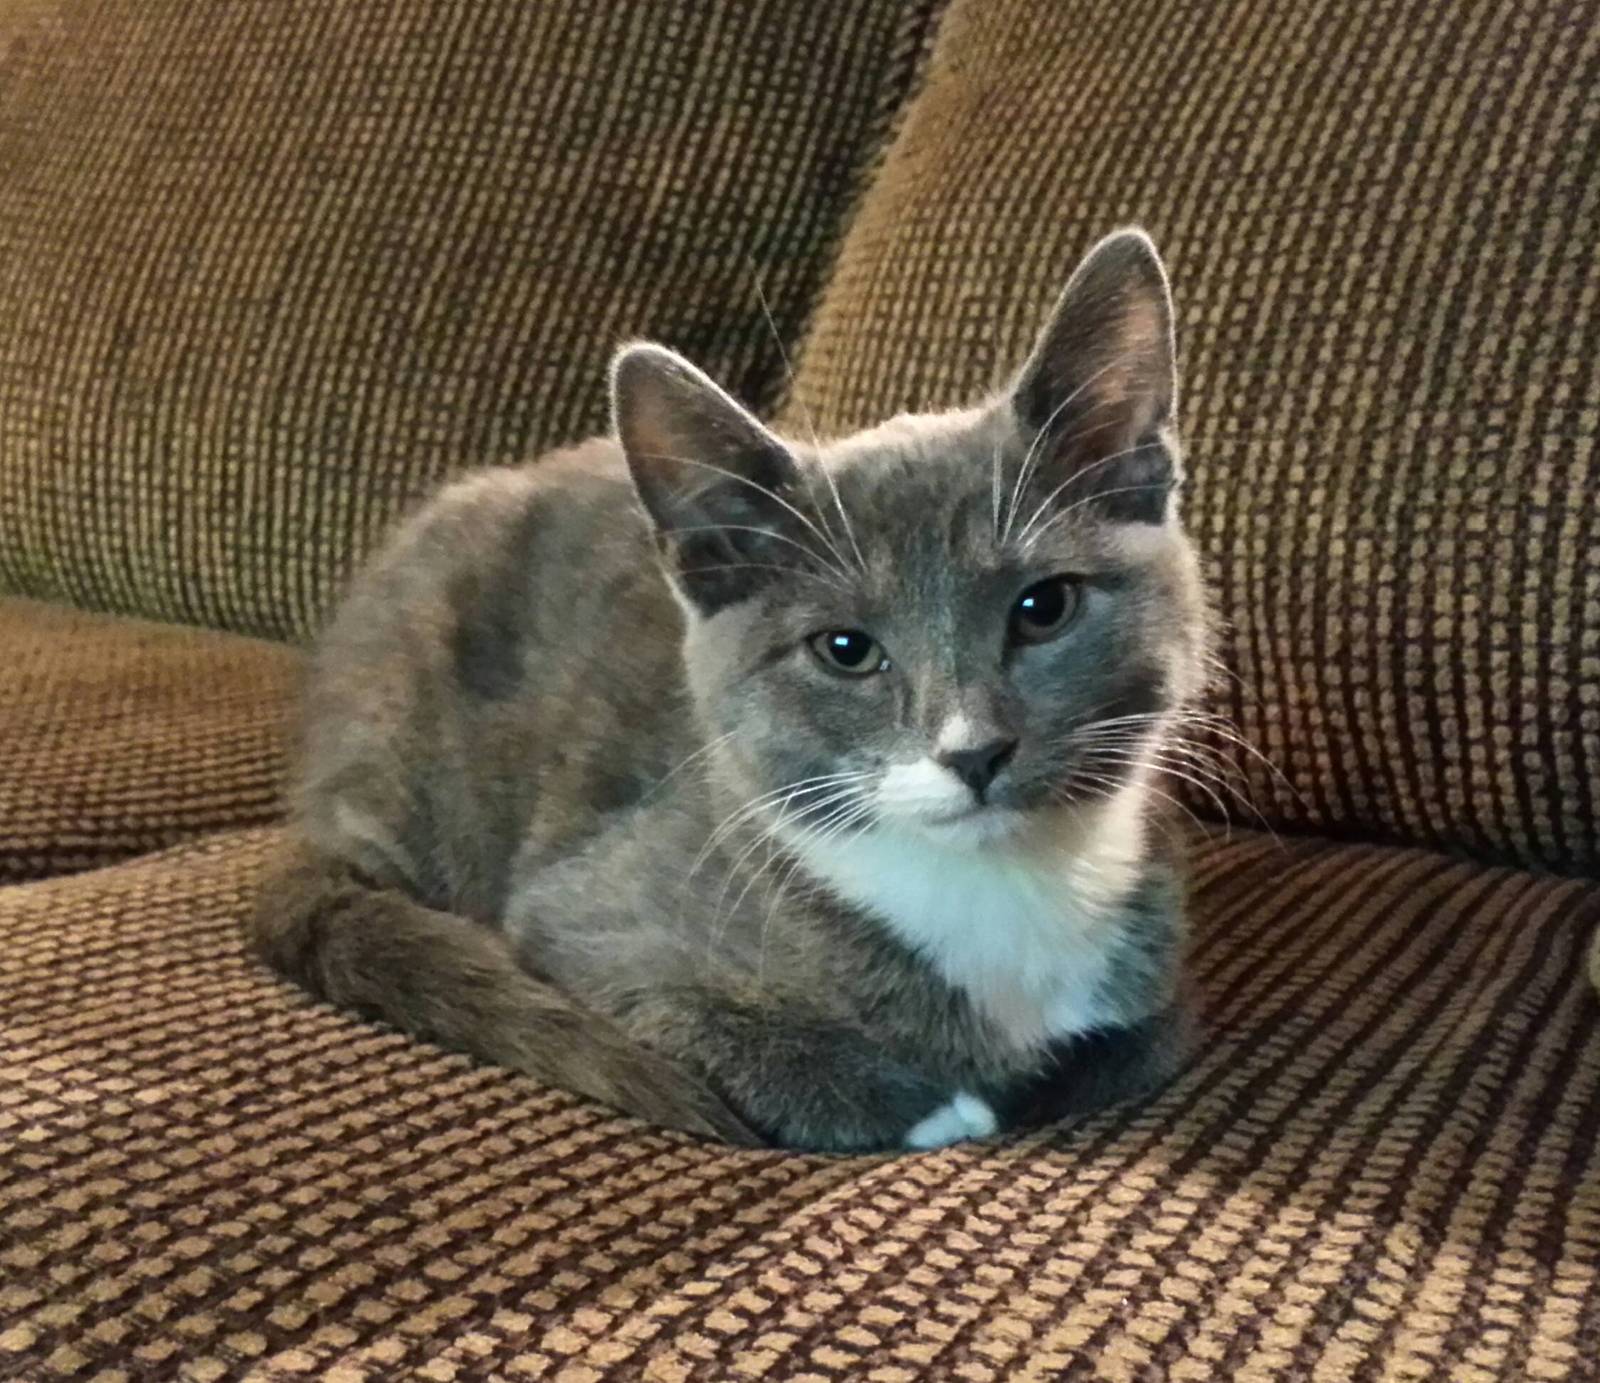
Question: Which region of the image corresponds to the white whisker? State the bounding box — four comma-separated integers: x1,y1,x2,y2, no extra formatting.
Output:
745,256,870,579
654,519,851,586
1013,441,1167,547
675,560,850,595
716,784,861,920
1020,478,1172,548
690,771,870,878
1000,354,1129,545
1078,745,1235,832
639,451,855,582
642,729,738,802
1064,763,1211,837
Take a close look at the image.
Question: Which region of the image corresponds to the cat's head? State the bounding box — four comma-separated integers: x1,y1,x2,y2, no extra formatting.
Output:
613,229,1209,849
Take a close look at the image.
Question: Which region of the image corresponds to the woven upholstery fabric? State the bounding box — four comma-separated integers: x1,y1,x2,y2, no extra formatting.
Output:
783,0,1600,875
0,597,299,882
3,827,1596,1380
0,0,942,643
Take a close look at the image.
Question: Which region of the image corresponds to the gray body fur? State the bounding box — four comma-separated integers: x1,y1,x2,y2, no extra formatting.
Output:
252,231,1210,1152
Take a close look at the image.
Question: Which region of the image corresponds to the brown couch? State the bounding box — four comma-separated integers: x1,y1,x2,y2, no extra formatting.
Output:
3,1,1597,1377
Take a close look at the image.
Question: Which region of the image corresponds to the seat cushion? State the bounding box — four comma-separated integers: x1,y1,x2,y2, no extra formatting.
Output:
0,0,945,642
3,826,1595,1379
0,598,299,882
782,0,1600,876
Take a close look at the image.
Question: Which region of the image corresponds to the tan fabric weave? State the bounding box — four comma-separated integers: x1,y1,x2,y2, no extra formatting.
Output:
784,0,1600,875
0,0,942,643
0,597,299,882
3,825,1596,1379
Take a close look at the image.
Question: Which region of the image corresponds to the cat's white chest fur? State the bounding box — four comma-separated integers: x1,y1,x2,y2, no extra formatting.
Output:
787,786,1149,1051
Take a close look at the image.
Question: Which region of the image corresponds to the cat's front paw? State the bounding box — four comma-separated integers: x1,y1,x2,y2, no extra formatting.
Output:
904,1090,998,1150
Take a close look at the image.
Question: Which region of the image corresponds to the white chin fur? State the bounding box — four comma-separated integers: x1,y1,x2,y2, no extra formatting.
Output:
903,806,1025,847
781,780,1152,1053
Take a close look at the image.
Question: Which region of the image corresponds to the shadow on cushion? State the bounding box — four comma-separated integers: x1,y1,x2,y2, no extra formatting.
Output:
0,598,300,881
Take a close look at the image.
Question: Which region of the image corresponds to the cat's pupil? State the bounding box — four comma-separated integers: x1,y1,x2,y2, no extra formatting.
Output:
809,628,883,675
1018,581,1065,626
828,632,871,666
1010,576,1078,644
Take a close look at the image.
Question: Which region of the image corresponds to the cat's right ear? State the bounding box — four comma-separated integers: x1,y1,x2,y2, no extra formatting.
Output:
1009,228,1180,525
611,343,806,615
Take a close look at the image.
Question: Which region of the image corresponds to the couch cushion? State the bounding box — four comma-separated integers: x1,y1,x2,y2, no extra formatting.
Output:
782,0,1600,876
0,0,944,642
0,598,299,882
3,826,1595,1379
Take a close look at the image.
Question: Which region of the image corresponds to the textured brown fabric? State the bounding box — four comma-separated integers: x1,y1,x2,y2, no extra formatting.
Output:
3,825,1596,1379
0,597,299,882
0,0,943,643
783,0,1600,876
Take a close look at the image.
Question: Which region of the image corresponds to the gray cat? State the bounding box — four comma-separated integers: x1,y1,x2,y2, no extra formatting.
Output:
251,229,1211,1152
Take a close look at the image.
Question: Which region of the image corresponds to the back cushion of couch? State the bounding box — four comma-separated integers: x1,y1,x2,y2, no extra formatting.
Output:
0,0,942,642
783,0,1600,875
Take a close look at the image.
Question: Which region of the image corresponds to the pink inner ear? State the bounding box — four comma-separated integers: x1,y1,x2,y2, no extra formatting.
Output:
1015,265,1176,459
1122,298,1166,360
1063,297,1175,447
614,343,797,522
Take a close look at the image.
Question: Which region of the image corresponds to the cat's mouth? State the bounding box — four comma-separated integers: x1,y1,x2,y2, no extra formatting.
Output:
912,803,1026,845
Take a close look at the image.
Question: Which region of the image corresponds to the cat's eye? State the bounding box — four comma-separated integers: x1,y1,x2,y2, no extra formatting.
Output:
809,629,888,676
1009,576,1081,645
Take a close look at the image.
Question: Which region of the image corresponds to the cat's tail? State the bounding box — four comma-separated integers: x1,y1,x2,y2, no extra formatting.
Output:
249,836,760,1147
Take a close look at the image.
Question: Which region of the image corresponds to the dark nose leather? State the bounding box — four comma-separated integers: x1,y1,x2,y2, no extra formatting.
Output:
938,738,1018,798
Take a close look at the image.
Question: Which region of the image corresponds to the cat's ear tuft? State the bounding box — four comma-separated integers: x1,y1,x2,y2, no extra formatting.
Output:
1010,228,1180,523
611,343,805,613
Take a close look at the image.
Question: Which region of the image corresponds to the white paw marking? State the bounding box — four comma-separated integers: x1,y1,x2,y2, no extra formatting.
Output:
904,1090,999,1150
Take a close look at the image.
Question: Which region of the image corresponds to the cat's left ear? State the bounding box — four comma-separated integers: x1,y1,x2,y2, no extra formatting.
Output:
1010,228,1180,524
612,342,807,615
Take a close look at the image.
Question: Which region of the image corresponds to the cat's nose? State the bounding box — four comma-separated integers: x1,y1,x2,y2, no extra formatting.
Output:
938,738,1018,799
